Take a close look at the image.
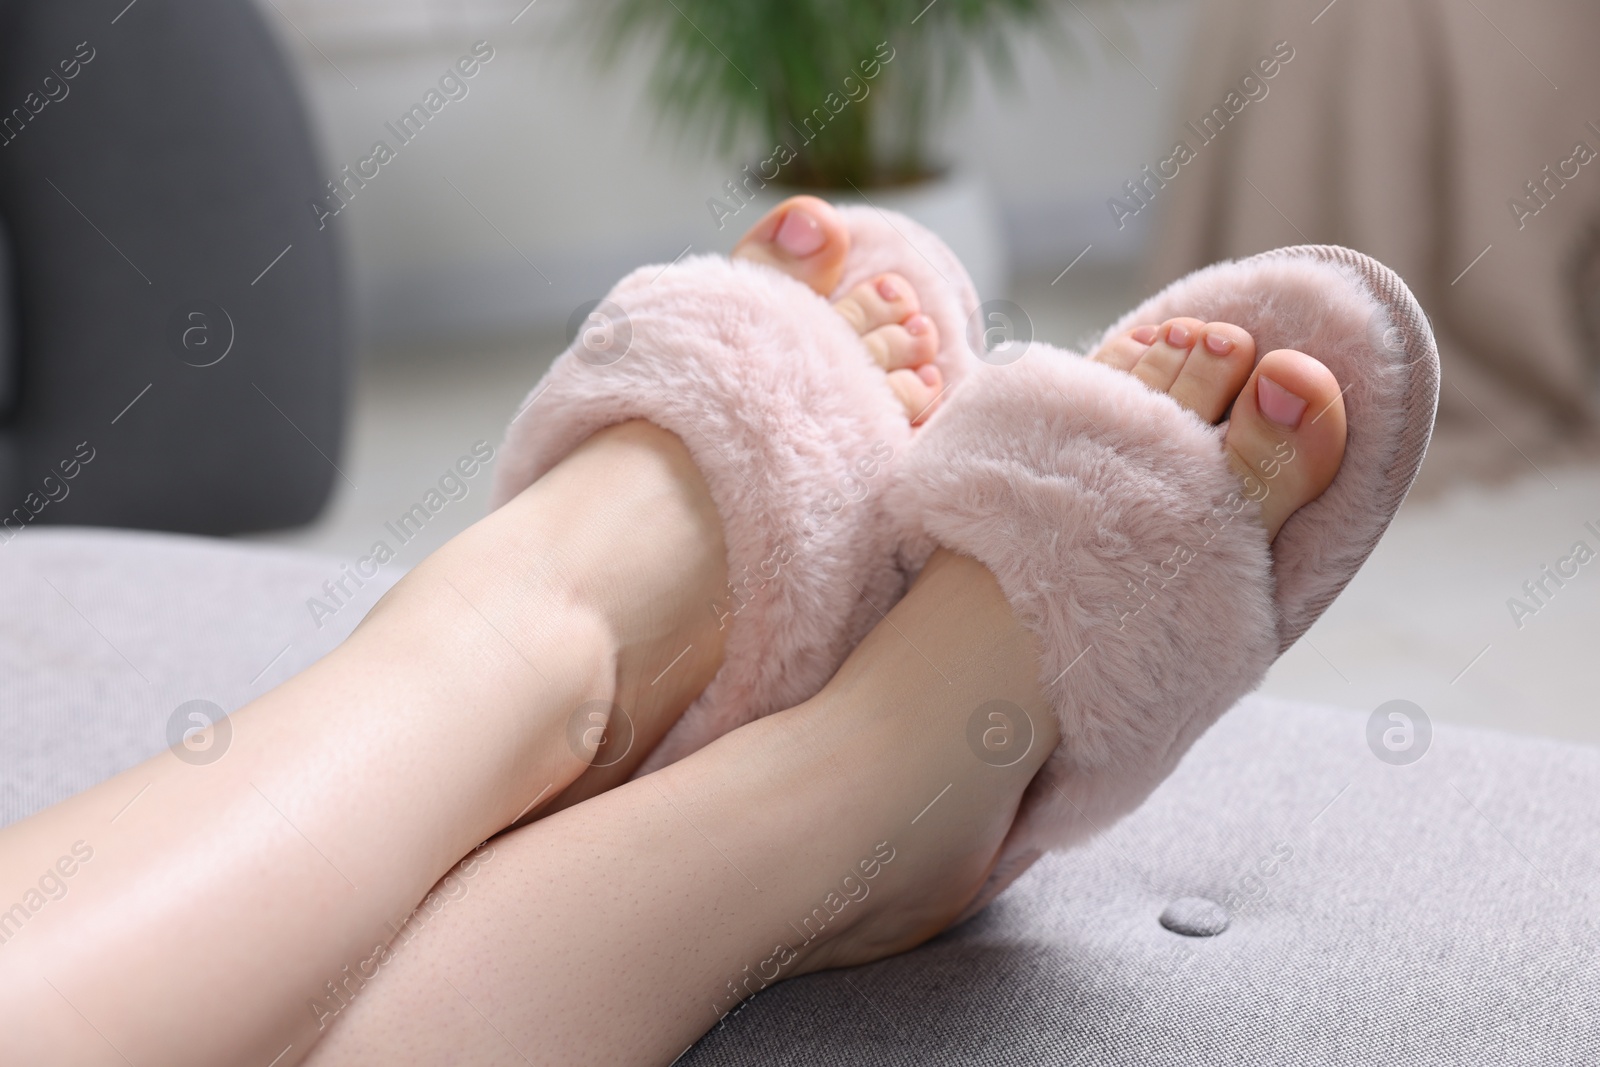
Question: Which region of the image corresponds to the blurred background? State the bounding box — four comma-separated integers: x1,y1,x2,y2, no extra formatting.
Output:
3,0,1597,743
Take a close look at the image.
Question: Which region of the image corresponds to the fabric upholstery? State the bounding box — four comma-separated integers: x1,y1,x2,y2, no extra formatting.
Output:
686,694,1599,1065
0,528,396,823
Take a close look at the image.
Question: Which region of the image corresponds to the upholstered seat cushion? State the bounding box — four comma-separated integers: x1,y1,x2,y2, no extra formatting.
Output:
685,693,1598,1065
2,529,1593,1063
0,528,398,822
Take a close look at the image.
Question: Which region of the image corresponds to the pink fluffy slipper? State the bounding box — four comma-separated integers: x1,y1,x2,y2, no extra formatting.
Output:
490,207,979,774
889,246,1438,898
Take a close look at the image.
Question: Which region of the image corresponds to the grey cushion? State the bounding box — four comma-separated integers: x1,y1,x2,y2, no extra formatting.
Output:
2,530,1593,1063
686,696,1599,1065
0,528,398,822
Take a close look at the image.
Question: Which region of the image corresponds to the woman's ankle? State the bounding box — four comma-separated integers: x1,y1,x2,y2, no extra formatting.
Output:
508,420,728,697
354,419,732,816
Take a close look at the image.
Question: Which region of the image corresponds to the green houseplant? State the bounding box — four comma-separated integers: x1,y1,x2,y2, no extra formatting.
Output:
585,0,1065,192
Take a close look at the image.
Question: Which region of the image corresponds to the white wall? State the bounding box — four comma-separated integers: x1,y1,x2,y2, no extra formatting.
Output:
261,0,1198,346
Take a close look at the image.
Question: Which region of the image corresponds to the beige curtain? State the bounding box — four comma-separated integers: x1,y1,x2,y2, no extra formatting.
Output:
1148,0,1600,492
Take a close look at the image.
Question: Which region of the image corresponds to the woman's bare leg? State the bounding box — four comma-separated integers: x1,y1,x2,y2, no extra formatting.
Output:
0,422,731,1065
306,550,1059,1067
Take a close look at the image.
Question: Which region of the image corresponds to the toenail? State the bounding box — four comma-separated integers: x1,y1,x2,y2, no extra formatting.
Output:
1203,332,1235,356
876,276,903,302
1257,375,1308,429
905,314,932,337
774,209,826,257
1131,325,1159,345
1166,323,1194,347
916,363,941,386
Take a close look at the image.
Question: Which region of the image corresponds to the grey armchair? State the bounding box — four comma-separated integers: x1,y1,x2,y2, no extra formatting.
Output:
0,0,345,536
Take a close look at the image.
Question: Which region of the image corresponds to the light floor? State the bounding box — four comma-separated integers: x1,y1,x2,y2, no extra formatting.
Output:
246,269,1600,748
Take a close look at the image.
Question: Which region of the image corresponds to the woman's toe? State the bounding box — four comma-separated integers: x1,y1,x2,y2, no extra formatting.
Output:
731,195,850,295
1090,324,1159,372
1167,322,1257,423
861,314,938,372
1129,318,1206,394
734,206,943,419
832,273,921,336
887,364,944,424
1223,348,1348,542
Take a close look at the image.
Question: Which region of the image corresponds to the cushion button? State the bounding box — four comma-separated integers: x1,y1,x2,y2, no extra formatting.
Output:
1159,897,1230,937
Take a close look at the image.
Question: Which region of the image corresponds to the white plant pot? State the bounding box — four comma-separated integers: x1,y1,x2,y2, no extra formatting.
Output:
748,170,1009,300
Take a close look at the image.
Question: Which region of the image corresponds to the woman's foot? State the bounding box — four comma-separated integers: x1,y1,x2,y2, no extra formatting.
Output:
1091,318,1348,539
529,197,949,810
789,320,1357,965
733,196,944,422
